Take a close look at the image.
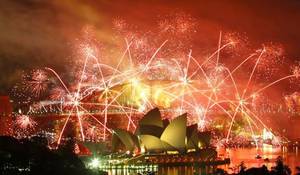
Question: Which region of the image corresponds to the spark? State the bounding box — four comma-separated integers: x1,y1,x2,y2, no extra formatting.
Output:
16,115,36,129
11,14,298,147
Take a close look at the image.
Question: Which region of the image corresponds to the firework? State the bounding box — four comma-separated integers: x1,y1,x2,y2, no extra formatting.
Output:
16,115,36,130
24,69,49,97
11,13,299,147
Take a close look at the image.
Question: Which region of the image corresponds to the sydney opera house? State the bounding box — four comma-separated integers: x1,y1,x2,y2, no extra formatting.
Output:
110,108,229,166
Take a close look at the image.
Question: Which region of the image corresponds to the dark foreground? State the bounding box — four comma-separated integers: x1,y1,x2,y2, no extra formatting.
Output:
1,136,300,175
0,136,107,175
215,158,299,175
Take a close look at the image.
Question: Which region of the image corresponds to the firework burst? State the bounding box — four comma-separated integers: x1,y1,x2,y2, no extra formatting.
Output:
11,13,299,147
16,115,37,130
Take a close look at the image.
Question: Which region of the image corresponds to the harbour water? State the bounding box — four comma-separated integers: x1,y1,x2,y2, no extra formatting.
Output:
218,145,300,174
106,146,300,175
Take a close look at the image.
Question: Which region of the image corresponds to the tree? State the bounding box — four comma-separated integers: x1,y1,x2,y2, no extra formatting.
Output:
0,136,106,175
238,161,247,175
214,168,228,175
270,156,291,175
295,166,300,175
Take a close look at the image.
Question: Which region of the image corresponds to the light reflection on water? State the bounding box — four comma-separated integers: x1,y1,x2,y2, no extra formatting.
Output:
218,145,300,173
106,146,300,175
107,166,194,175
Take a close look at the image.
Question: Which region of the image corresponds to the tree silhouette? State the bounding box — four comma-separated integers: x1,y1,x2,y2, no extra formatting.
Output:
238,161,247,175
0,136,106,175
270,156,291,175
296,166,300,175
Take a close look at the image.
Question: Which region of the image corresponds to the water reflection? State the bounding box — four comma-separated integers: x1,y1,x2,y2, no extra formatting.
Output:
158,166,193,175
106,146,300,175
107,166,195,175
107,166,158,175
218,145,300,173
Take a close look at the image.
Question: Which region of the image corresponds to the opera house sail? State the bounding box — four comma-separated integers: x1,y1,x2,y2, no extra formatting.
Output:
110,108,230,166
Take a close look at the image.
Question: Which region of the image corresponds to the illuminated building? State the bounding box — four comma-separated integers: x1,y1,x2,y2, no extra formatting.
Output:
112,108,212,154
0,96,13,136
109,108,228,166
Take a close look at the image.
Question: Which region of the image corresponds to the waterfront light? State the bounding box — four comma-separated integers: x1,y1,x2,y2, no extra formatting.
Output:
89,158,100,168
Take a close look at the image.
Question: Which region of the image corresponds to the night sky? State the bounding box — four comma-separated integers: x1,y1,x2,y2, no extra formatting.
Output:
1,0,300,94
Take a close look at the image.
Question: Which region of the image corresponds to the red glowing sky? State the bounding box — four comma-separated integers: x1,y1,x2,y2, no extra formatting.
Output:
1,0,300,140
0,0,300,93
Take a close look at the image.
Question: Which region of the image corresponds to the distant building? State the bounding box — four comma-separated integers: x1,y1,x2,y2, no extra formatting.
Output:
0,96,13,136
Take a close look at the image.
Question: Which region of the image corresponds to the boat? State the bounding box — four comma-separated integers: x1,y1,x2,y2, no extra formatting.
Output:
255,154,262,159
